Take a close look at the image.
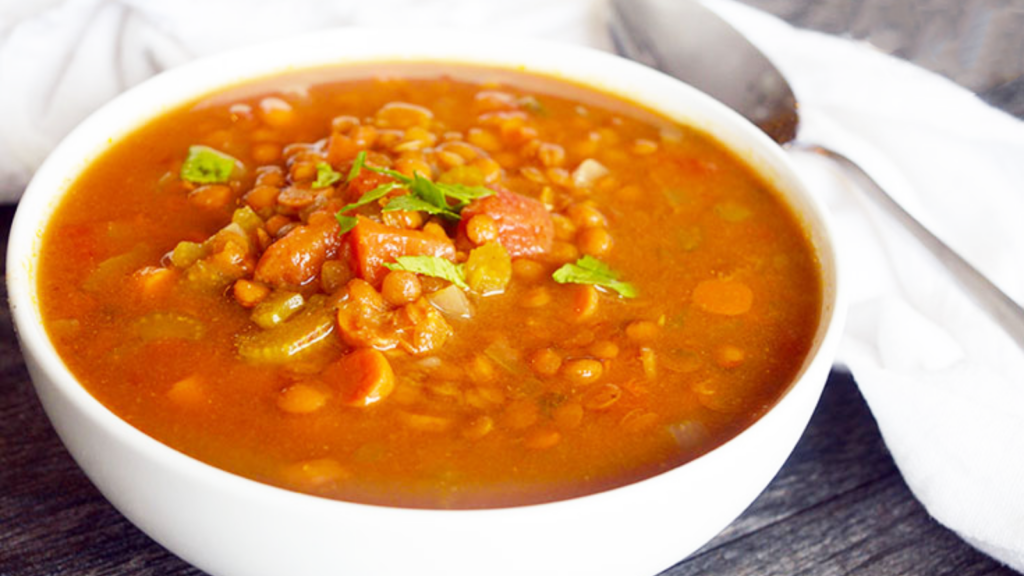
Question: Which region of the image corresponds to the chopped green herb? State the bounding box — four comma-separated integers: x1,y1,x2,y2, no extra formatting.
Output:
313,162,342,188
435,181,494,207
346,151,367,183
180,145,237,184
335,214,358,234
552,255,637,298
383,194,459,219
333,181,404,235
385,256,468,290
411,173,447,211
344,152,494,221
339,182,402,213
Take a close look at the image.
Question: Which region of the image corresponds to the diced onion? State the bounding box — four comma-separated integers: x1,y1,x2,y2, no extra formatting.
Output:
572,158,609,189
425,285,473,320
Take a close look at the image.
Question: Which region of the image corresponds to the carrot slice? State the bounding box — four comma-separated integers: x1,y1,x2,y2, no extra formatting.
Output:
322,348,395,407
254,211,344,288
692,278,753,316
348,217,456,285
458,189,553,258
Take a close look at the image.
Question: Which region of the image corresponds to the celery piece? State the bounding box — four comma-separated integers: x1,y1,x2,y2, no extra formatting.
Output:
251,291,305,330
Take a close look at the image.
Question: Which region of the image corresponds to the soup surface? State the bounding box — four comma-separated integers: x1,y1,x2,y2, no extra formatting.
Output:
38,64,821,508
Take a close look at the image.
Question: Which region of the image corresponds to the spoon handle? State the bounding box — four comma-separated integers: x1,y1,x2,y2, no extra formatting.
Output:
791,141,1024,351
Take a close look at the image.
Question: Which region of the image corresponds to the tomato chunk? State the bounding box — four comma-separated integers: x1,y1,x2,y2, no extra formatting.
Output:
321,348,395,407
255,211,343,288
345,170,395,202
458,189,553,258
349,217,456,285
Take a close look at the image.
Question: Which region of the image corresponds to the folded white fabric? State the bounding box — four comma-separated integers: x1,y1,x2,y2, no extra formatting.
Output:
3,0,1023,570
708,2,1024,570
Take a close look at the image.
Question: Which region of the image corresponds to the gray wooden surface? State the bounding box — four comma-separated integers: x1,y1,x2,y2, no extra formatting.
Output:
3,1,1024,574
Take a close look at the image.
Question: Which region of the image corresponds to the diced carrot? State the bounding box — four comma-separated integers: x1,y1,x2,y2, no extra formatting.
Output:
692,278,753,316
133,266,178,297
458,188,553,258
254,211,344,288
188,184,233,210
265,214,292,237
167,375,205,406
348,217,456,285
279,458,350,489
233,278,271,308
277,383,328,414
321,348,395,407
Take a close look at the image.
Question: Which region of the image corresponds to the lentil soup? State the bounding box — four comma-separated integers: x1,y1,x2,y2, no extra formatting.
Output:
37,64,822,509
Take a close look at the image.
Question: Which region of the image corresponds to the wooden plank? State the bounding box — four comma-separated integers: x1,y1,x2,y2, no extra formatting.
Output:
662,471,1016,575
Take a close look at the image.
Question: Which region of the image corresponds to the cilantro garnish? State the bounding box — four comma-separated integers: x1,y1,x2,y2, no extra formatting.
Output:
382,194,459,219
339,182,403,213
313,162,342,188
384,256,468,290
335,214,358,234
552,256,637,298
346,151,367,183
180,145,237,184
344,151,494,221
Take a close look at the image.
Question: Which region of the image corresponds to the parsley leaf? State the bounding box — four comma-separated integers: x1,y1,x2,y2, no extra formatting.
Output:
385,256,468,290
339,182,403,213
434,181,494,208
345,151,494,220
552,256,637,298
333,182,404,235
335,214,358,234
383,195,460,219
346,151,367,183
313,162,342,188
410,173,449,212
180,145,236,184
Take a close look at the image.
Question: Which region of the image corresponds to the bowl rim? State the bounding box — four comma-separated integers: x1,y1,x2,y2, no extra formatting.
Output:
6,27,846,518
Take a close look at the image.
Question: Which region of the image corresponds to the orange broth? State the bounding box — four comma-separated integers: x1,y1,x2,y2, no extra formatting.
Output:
37,65,821,508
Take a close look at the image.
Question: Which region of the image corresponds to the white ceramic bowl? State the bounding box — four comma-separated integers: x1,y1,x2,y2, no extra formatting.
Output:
7,29,844,576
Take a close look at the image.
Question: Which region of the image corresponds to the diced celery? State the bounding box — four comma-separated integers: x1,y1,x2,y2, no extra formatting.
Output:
82,244,151,292
231,206,265,234
237,298,335,363
134,312,205,341
251,290,305,329
184,259,233,293
170,241,207,269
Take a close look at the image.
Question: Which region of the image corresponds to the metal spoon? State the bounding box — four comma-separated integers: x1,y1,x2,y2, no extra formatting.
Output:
608,0,1024,350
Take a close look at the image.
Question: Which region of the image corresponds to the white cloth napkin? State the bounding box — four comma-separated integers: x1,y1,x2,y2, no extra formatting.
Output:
3,0,1024,570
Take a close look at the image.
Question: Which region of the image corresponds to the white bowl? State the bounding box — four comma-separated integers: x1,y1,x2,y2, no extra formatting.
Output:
7,29,844,576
